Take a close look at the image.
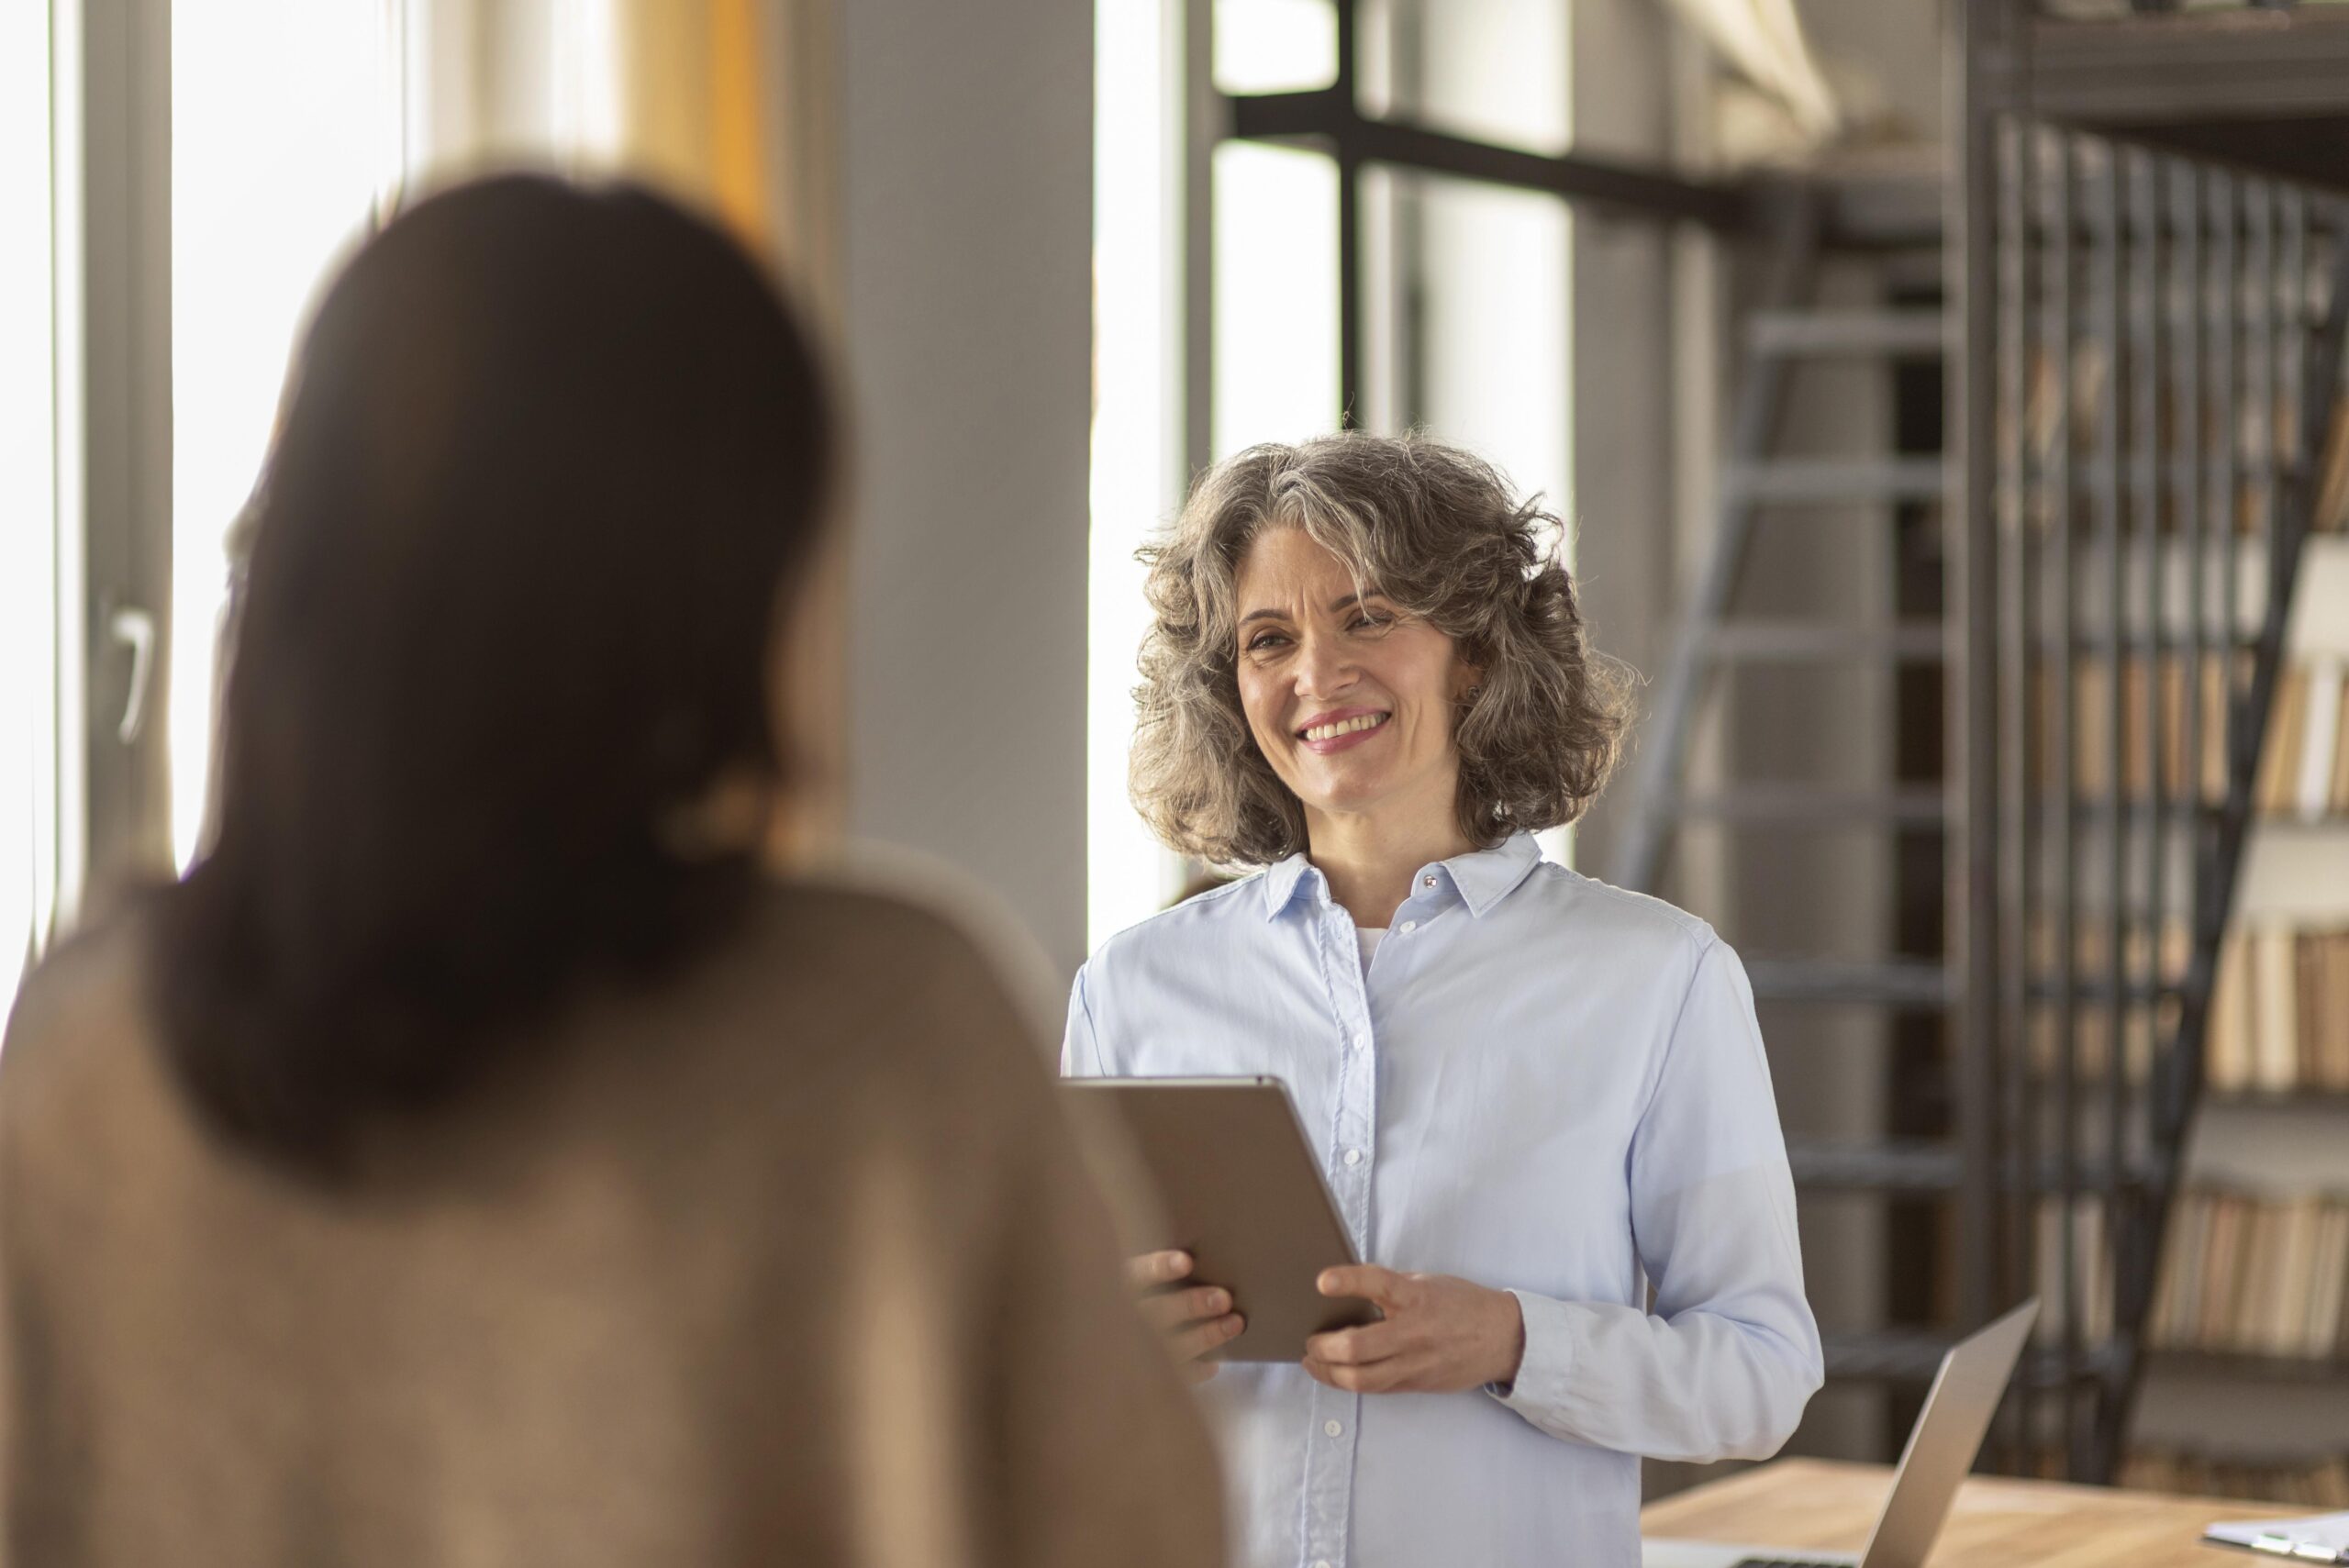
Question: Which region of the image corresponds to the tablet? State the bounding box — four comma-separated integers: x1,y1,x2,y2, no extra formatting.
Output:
1062,1075,1379,1362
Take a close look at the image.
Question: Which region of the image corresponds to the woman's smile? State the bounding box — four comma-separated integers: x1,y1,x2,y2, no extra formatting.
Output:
1297,707,1391,751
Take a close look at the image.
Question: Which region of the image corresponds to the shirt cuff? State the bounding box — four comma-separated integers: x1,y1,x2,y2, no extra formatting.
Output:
1484,1288,1574,1418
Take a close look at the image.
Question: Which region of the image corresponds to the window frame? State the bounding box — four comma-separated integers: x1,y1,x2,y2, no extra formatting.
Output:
1197,0,1745,462
46,0,178,946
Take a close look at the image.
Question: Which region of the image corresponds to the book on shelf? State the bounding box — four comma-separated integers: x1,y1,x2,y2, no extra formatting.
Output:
2028,653,2349,818
2208,926,2349,1095
2245,659,2349,819
2019,917,2349,1095
2033,1193,2114,1348
2016,339,2349,541
2318,395,2349,541
2022,914,2182,1085
2150,1186,2349,1363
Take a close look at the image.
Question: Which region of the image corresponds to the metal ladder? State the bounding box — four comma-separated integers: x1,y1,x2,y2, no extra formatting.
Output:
1619,149,2349,1479
1611,178,1976,1418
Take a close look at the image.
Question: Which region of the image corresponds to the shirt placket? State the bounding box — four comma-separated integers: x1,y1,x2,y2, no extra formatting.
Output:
1300,899,1376,1568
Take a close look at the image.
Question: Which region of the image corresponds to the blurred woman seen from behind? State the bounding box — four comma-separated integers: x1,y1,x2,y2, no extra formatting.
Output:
0,174,1221,1568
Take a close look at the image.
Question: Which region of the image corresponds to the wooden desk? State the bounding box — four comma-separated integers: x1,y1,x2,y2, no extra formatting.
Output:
1641,1458,2288,1568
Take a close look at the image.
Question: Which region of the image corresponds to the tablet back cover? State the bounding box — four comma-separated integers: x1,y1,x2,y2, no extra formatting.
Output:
1064,1077,1378,1362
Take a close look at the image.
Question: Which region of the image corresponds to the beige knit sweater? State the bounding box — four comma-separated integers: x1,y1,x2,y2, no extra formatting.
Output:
0,884,1222,1567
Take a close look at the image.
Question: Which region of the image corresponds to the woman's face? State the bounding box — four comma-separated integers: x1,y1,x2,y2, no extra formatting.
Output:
1232,527,1475,839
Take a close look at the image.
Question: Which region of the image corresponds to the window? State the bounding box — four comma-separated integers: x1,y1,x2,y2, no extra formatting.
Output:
1364,164,1574,862
0,1,637,1024
2,1,57,1018
171,2,406,866
168,1,627,867
1361,0,1569,157
1212,140,1342,456
1088,0,1584,940
1214,0,1337,95
1089,0,1192,949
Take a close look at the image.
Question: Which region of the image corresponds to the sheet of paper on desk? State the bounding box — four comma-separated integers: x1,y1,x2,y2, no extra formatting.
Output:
2203,1511,2349,1563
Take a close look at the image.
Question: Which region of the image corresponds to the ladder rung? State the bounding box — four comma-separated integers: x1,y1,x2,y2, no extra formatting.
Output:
1670,786,1948,827
2033,798,2217,828
1748,308,1949,359
1727,458,1948,506
2023,976,2189,1006
1876,247,1946,295
1824,1329,2120,1389
1746,958,1955,1007
2034,632,2261,654
1788,1139,1963,1192
1822,1328,1959,1384
1788,1140,2157,1195
1704,620,1945,662
2147,1349,2349,1384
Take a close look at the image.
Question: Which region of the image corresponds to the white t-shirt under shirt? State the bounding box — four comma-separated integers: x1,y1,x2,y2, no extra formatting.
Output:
1356,925,1385,974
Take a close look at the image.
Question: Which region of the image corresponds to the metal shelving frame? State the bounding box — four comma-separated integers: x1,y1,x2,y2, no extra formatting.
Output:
1960,0,2349,1483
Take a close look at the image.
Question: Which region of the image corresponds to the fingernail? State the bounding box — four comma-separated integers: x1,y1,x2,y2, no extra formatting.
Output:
1208,1290,1230,1312
1225,1314,1245,1336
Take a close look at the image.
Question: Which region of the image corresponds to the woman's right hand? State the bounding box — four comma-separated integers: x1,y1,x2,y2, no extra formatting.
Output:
1127,1250,1245,1383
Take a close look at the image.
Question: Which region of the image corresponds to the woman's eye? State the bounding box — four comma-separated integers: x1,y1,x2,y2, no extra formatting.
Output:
1353,612,1392,633
1246,631,1289,652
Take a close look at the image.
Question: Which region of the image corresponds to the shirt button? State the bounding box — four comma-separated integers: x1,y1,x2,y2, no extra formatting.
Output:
1420,873,1436,888
1352,1030,1369,1051
1399,919,1418,934
1324,1418,1343,1437
1315,1561,1334,1568
1343,1148,1363,1167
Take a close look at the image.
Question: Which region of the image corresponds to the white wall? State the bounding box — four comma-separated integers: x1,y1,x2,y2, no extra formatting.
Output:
834,0,1095,975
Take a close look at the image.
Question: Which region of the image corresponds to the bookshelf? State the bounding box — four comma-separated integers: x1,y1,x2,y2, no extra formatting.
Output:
2005,227,2349,1489
2136,544,2349,1493
2147,1188,2349,1363
1961,0,2349,1487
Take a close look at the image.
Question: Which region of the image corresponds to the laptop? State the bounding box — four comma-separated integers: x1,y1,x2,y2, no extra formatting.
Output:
1642,1298,2041,1568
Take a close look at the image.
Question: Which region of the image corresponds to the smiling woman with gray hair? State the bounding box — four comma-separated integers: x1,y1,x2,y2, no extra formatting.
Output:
1066,430,1824,1568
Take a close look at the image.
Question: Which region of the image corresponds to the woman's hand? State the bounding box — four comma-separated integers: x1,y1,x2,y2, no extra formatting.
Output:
1128,1249,1245,1384
1302,1264,1525,1395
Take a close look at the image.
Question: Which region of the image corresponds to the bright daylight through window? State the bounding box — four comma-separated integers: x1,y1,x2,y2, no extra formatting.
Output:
2,3,57,1020
171,5,404,868
171,2,625,871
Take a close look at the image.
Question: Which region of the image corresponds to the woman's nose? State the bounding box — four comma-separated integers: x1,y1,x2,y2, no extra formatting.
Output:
1293,629,1356,696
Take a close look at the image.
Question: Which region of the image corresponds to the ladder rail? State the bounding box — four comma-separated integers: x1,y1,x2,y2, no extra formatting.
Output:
1613,190,1822,895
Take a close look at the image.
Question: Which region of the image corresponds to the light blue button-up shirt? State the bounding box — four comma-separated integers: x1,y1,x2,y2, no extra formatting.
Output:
1063,832,1822,1568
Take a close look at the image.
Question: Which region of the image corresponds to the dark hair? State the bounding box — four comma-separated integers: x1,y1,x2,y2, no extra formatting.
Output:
153,174,835,1170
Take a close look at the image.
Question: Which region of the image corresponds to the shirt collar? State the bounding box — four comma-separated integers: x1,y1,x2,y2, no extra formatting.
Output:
1260,830,1543,922
1440,830,1545,917
1260,851,1319,920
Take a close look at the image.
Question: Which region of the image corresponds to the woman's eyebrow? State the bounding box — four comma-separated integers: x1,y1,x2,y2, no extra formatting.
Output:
1240,592,1385,628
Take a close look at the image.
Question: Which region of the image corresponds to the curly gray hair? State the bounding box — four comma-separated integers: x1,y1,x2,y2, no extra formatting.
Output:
1130,430,1635,866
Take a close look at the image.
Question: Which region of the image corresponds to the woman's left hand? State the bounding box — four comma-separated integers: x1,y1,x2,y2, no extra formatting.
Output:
1303,1265,1527,1395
